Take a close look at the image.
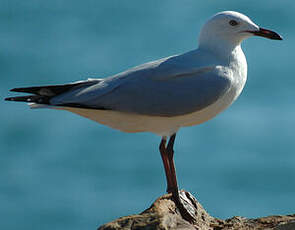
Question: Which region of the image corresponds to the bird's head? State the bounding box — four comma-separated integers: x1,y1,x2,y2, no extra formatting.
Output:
198,11,282,51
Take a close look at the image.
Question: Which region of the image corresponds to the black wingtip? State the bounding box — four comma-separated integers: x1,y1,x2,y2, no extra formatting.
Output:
4,97,13,101
5,96,27,102
10,87,30,93
4,95,46,103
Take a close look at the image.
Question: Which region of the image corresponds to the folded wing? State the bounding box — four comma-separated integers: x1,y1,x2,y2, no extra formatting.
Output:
50,66,232,116
6,52,231,117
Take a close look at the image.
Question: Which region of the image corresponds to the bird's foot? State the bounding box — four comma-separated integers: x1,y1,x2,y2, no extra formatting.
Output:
171,190,197,224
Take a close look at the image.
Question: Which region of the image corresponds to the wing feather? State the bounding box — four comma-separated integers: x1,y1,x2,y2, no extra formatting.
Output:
51,66,231,116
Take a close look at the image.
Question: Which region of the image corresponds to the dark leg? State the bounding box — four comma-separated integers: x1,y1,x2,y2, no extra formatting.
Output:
166,134,180,199
166,134,179,194
165,133,196,223
159,137,173,193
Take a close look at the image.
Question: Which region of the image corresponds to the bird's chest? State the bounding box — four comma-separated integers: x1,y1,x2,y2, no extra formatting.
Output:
180,58,247,128
228,54,248,102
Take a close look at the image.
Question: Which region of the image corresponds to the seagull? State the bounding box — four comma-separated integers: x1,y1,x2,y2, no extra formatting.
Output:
6,11,282,222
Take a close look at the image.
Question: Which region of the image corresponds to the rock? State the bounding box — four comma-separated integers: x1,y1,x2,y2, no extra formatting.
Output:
98,190,295,230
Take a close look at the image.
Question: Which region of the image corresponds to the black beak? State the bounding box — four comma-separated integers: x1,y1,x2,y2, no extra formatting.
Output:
249,27,283,40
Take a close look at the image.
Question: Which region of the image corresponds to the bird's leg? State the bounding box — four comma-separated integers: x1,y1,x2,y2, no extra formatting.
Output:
166,134,179,196
166,133,196,223
159,137,173,193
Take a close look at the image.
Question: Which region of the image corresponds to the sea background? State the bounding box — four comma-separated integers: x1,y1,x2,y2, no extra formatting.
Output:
1,1,294,229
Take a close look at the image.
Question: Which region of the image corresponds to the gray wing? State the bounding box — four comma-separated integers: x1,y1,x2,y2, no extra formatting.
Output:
51,65,231,117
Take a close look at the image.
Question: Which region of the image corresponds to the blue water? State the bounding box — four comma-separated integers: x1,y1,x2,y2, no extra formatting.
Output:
1,1,294,229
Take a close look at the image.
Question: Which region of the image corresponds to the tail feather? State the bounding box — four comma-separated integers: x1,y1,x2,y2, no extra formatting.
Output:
5,79,101,106
10,80,100,96
5,95,50,104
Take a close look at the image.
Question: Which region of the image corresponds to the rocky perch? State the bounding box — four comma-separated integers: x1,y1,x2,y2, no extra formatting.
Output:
98,190,295,230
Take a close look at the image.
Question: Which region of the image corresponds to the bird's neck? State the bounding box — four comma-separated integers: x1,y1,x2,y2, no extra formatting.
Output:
198,40,247,82
198,38,243,63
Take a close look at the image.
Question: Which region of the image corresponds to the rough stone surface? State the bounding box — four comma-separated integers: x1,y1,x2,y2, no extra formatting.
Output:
98,191,295,230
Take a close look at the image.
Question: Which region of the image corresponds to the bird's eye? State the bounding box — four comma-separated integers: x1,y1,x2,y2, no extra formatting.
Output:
229,20,238,26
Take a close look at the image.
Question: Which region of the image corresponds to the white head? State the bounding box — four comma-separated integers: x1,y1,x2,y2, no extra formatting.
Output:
199,11,282,52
